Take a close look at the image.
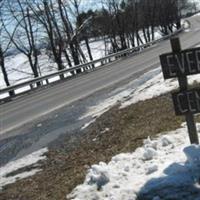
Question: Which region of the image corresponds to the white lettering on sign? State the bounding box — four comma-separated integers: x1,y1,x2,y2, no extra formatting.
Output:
196,50,200,71
160,48,200,79
166,54,176,76
175,54,185,73
186,51,196,73
177,93,187,113
187,91,196,112
195,91,200,111
175,90,200,114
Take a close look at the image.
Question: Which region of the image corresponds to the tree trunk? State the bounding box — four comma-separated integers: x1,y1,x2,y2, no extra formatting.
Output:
85,37,93,61
0,46,15,96
27,54,41,86
142,28,148,43
151,25,155,41
63,49,72,67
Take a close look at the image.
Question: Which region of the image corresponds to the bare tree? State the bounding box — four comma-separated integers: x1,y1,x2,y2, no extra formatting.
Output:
57,0,81,73
125,0,143,47
27,0,67,79
3,0,41,88
64,0,90,71
70,0,94,62
0,0,15,95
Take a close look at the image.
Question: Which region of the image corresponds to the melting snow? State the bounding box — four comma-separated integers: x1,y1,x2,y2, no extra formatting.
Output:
80,68,200,128
80,90,130,120
0,147,48,190
121,73,200,108
67,124,200,200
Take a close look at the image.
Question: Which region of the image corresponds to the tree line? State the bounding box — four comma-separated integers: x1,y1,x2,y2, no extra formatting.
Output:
0,0,195,93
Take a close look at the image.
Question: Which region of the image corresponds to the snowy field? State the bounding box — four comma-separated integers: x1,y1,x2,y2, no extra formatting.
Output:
0,39,108,90
68,124,200,200
0,29,164,91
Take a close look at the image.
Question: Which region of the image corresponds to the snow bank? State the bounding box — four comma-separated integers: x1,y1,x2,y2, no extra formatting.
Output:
193,12,200,17
67,124,200,200
121,73,200,108
121,73,177,108
80,68,161,127
0,147,48,190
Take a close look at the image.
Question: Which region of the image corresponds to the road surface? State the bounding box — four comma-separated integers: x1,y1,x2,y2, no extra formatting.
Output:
1,15,200,137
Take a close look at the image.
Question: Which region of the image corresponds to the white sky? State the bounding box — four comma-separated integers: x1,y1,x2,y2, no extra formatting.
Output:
81,0,102,11
81,0,200,11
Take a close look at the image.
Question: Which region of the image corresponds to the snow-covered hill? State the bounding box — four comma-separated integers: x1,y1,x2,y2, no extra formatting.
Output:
0,29,163,91
0,39,108,90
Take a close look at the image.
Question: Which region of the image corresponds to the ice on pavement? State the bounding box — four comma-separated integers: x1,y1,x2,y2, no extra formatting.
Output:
67,124,200,200
0,147,48,190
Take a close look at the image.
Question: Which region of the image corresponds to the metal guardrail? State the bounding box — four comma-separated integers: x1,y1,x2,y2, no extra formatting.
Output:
0,28,183,99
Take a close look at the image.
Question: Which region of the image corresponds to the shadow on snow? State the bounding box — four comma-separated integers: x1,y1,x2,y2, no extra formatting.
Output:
137,145,200,200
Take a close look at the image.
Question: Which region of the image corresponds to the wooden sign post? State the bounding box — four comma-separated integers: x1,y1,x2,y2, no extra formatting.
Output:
160,37,199,144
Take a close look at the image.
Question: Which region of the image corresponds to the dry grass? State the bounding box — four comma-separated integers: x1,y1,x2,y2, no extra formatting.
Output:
0,94,187,200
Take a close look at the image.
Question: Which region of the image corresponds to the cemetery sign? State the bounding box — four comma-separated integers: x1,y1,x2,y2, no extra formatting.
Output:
160,37,199,144
160,47,200,79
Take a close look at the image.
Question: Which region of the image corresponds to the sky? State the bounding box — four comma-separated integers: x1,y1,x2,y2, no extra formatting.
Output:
81,0,200,11
81,0,102,11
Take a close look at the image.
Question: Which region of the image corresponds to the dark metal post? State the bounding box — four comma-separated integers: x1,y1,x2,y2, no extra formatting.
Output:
170,37,199,144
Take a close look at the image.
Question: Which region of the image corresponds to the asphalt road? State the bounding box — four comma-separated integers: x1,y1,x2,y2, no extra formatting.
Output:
1,15,200,137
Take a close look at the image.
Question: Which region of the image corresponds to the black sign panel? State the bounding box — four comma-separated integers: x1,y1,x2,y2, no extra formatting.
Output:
172,88,200,115
160,47,200,79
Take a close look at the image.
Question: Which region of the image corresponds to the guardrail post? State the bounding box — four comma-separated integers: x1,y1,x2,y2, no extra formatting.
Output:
38,81,43,87
84,66,89,71
70,70,75,76
9,90,15,97
83,66,86,71
59,74,65,80
76,68,82,74
30,83,34,90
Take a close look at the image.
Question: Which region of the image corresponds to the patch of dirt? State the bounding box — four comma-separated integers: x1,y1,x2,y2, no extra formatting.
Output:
0,94,188,200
